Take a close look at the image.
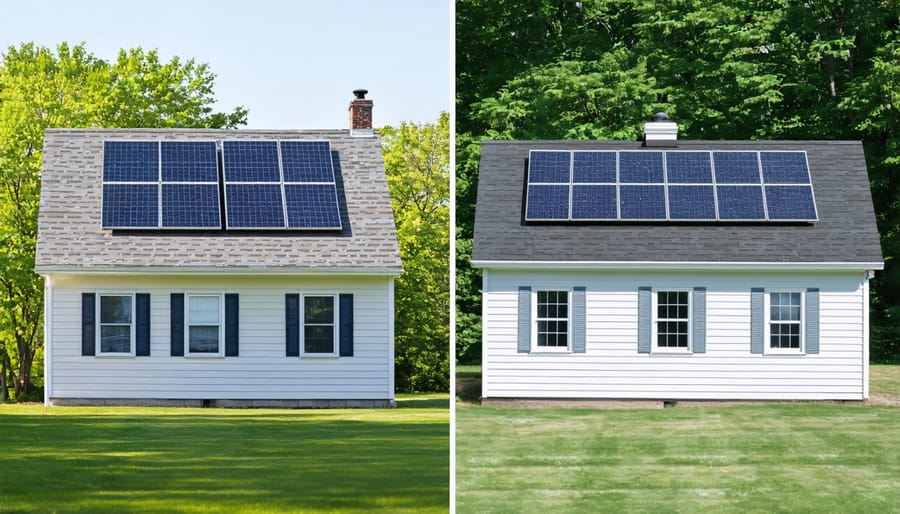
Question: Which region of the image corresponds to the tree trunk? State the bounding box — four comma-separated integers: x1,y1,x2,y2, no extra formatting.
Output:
0,353,8,401
15,338,32,398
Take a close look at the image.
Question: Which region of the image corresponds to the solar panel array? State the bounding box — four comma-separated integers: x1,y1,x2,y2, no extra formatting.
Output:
101,140,342,231
525,150,817,222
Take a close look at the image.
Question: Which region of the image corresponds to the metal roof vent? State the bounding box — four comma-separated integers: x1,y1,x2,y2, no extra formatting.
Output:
643,112,678,147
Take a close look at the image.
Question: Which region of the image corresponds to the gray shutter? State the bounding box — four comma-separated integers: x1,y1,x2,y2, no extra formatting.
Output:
638,287,651,353
339,294,354,357
81,293,96,356
692,287,706,354
750,288,764,354
285,294,300,357
170,293,184,356
572,287,586,353
517,286,531,353
806,288,819,354
135,293,151,356
225,294,239,357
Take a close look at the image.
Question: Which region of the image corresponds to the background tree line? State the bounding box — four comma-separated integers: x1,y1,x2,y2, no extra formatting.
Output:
456,0,900,364
0,42,448,400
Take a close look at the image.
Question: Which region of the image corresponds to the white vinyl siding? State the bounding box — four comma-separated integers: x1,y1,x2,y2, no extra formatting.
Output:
47,274,393,400
482,269,867,400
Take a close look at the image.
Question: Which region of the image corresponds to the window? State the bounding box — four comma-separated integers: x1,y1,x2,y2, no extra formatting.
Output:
768,292,802,352
535,290,569,350
98,294,133,354
187,294,223,356
303,295,337,355
654,291,690,351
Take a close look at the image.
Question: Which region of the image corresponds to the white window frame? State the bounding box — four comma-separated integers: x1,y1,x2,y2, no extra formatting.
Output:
184,293,225,358
301,293,339,358
652,289,693,354
764,290,805,355
531,289,572,353
96,292,136,357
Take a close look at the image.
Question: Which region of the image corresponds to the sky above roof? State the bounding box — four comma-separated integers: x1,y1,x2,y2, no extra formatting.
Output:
0,0,450,129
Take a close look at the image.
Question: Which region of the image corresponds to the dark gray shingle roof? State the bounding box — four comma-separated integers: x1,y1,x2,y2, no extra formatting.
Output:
36,129,401,273
472,140,883,266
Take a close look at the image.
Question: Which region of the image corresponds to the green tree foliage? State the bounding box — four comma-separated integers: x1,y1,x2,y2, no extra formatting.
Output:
0,42,247,399
381,113,450,391
457,0,900,363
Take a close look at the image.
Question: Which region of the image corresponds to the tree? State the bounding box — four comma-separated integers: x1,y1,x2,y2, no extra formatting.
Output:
0,42,247,399
381,113,450,391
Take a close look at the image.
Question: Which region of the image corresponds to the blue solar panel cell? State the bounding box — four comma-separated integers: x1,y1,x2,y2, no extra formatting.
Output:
571,185,617,219
668,185,716,220
716,185,765,220
760,152,810,184
526,185,569,220
162,184,221,228
619,185,666,219
284,184,342,228
713,152,760,184
281,141,335,183
619,152,664,183
528,151,570,183
161,142,218,182
573,151,616,183
222,141,280,182
765,185,817,220
102,184,159,227
666,152,712,184
103,142,158,182
225,184,285,228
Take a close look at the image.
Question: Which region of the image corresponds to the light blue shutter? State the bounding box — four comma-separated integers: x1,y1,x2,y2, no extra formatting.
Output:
750,288,764,354
517,287,531,353
806,288,819,354
572,287,586,353
638,287,651,353
692,287,706,354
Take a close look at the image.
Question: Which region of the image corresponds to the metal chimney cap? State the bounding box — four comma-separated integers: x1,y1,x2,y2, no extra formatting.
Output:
352,89,369,99
652,112,669,122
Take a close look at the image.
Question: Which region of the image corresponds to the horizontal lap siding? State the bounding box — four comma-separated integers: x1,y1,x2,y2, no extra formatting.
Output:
483,270,866,400
49,274,391,400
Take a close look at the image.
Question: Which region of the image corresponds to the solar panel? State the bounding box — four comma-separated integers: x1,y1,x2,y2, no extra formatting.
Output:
102,184,158,228
619,151,664,183
222,141,280,182
225,184,285,228
161,141,218,182
571,185,616,219
526,185,569,220
528,151,570,183
668,185,716,220
713,152,760,184
284,184,342,228
162,184,221,228
281,141,334,182
103,141,158,182
573,151,616,183
760,152,810,184
765,185,817,220
666,152,712,184
620,185,666,219
716,185,765,220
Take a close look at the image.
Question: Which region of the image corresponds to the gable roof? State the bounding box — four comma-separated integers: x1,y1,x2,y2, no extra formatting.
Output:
472,140,883,269
36,129,401,274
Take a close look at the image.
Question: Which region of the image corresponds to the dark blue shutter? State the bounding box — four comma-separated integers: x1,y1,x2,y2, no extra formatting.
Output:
572,287,586,353
225,294,239,357
339,294,354,357
692,287,706,354
517,287,531,353
285,294,300,357
806,288,819,354
135,293,151,356
170,293,184,356
81,293,96,356
637,287,651,353
750,288,764,354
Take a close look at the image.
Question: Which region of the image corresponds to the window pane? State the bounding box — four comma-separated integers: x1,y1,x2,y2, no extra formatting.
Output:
305,325,335,353
790,306,801,321
537,291,550,303
100,325,131,353
305,296,335,324
189,296,220,324
538,304,549,318
100,295,132,324
790,293,801,306
189,326,219,353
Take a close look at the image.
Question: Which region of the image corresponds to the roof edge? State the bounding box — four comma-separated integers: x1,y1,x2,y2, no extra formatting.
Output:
471,260,884,271
479,139,863,146
37,266,402,277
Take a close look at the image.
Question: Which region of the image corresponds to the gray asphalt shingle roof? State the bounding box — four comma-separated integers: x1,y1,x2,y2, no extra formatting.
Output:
36,129,401,273
472,140,883,266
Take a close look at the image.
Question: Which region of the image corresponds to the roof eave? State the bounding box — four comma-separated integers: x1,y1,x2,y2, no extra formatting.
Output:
470,260,884,272
36,266,403,277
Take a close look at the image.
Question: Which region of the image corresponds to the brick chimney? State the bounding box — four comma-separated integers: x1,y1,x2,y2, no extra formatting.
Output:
349,89,374,137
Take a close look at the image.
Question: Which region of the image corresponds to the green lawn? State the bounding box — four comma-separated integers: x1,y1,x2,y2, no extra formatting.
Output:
457,369,900,513
456,365,481,380
0,394,449,513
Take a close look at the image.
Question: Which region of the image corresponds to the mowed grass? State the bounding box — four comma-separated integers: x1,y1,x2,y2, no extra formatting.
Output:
457,369,900,513
0,395,449,513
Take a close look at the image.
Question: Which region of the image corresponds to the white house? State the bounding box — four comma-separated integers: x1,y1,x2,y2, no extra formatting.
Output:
472,116,884,402
36,91,402,407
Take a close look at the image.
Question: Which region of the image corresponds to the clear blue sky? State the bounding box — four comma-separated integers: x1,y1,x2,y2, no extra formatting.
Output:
0,0,450,129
